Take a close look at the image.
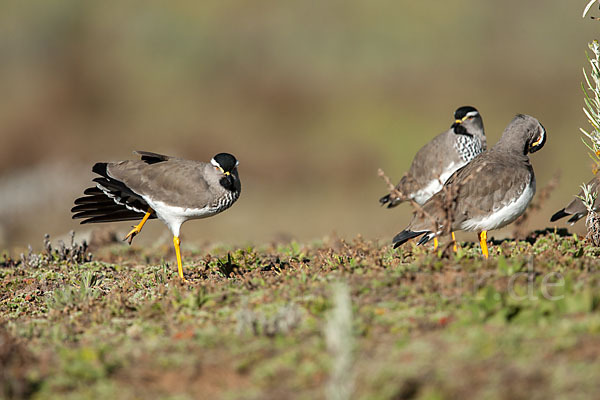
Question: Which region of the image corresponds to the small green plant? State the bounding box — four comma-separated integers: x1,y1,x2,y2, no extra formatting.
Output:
20,232,93,268
577,183,598,212
578,183,600,245
46,271,101,310
579,3,600,243
581,40,600,172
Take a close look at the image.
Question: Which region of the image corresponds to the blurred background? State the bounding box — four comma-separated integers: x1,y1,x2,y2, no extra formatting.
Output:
0,0,598,251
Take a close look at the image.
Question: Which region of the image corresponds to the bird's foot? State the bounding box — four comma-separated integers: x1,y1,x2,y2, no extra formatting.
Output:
124,226,141,245
123,209,153,245
451,232,458,253
478,231,489,259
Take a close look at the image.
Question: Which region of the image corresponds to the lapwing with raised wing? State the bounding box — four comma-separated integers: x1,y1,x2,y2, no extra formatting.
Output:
380,106,486,248
391,114,546,258
72,151,241,280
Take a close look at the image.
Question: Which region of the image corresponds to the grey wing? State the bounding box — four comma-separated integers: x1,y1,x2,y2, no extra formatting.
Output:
107,160,214,209
404,130,461,189
450,159,532,226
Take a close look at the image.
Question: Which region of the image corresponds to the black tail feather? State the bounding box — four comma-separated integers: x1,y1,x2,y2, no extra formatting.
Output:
74,194,110,205
72,205,130,218
568,213,584,224
135,150,171,164
83,187,104,196
392,230,427,249
550,208,568,222
93,177,125,193
71,201,120,213
92,162,109,177
380,193,402,209
379,194,390,205
417,234,433,246
79,210,149,224
72,162,152,224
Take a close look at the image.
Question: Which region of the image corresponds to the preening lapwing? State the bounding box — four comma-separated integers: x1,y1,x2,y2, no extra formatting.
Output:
550,176,599,224
72,151,241,280
392,114,546,258
380,106,486,248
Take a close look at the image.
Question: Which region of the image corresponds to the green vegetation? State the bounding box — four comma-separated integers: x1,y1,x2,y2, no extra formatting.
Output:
1,232,599,399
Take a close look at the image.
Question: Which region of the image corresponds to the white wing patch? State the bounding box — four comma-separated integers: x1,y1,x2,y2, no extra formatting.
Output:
96,183,146,214
411,162,459,205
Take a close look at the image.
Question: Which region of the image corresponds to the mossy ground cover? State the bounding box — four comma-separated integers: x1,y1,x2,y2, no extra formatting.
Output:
1,230,600,399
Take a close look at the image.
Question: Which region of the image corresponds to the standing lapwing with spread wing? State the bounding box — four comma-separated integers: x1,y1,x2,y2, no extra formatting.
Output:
380,106,487,248
72,151,241,280
391,114,546,258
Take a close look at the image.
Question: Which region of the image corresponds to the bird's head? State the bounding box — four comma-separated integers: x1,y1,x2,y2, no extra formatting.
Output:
497,114,547,155
451,106,484,137
211,153,239,190
526,120,546,154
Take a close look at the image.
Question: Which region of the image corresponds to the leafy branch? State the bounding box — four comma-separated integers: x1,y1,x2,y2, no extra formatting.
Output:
577,183,597,213
581,41,600,174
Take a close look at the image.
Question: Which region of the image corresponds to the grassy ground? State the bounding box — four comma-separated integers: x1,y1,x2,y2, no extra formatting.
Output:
1,230,600,399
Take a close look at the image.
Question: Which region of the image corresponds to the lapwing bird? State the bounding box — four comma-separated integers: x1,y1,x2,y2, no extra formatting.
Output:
380,106,486,207
392,114,546,258
550,176,599,224
380,106,486,248
72,151,241,280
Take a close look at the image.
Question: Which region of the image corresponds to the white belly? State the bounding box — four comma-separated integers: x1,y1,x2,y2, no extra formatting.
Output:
143,197,221,237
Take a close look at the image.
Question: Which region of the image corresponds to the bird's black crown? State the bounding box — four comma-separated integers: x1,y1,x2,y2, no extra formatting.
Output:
213,153,238,172
454,106,479,120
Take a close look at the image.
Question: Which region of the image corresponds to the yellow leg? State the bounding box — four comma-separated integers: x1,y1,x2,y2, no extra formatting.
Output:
452,232,458,252
478,231,489,259
433,237,439,250
173,236,186,280
124,209,153,245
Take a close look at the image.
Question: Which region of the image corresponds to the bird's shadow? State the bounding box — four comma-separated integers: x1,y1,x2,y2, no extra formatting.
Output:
489,227,573,246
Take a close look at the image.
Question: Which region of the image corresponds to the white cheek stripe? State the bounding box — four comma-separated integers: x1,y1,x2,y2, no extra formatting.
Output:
532,129,545,147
